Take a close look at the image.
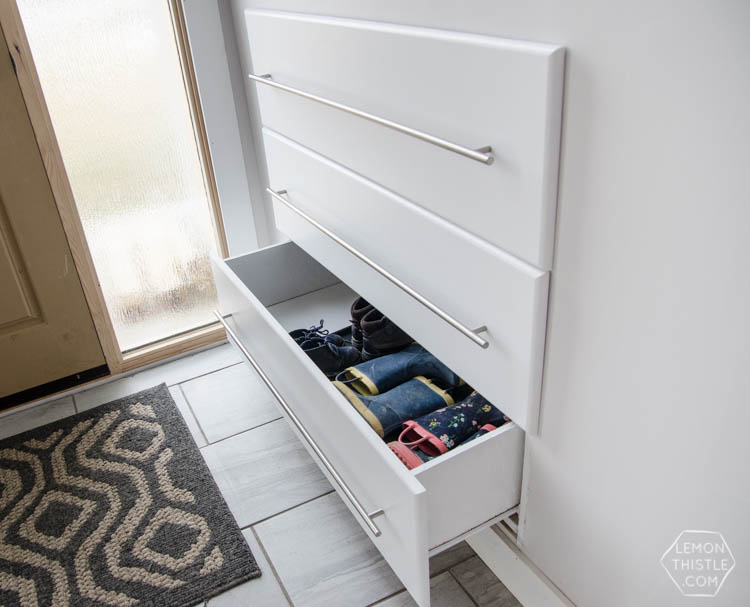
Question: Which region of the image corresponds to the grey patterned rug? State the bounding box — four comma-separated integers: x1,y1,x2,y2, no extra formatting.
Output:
0,384,260,606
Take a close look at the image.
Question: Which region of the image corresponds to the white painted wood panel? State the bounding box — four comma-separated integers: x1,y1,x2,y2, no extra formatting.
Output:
264,132,549,433
414,423,524,550
225,239,339,306
245,9,564,269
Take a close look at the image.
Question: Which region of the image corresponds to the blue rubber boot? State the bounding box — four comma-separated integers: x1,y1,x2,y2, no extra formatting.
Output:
333,376,454,438
335,344,462,396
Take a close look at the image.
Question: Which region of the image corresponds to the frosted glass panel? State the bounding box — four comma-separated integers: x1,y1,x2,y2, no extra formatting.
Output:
19,0,220,351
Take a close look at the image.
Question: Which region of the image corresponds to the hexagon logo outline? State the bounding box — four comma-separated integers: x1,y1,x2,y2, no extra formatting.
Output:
660,529,735,597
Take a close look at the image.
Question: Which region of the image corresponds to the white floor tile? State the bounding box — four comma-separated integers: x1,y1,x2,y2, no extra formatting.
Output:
207,528,290,607
147,343,242,385
201,419,330,527
0,397,76,440
181,364,280,443
75,343,241,412
450,556,520,606
255,492,403,607
74,375,147,412
169,385,207,448
373,572,475,607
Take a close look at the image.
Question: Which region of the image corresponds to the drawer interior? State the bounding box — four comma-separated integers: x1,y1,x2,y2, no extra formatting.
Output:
220,242,524,550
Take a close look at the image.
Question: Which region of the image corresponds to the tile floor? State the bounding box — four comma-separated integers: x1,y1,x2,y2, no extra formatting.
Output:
0,343,521,607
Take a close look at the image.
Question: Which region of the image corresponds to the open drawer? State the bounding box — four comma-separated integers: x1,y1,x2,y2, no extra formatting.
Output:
212,241,524,607
264,129,549,434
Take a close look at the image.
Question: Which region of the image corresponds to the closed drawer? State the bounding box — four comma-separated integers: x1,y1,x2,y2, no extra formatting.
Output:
264,130,549,433
245,10,564,269
212,242,524,607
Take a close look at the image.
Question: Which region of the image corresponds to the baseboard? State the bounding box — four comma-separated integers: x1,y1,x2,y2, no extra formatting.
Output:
467,525,575,607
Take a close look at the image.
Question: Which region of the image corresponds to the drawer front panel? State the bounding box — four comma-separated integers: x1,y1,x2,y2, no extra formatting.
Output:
264,131,549,433
211,248,431,606
414,423,524,549
245,9,564,269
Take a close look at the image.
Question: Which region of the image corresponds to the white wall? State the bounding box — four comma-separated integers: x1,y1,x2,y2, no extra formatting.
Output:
227,1,750,605
182,0,278,253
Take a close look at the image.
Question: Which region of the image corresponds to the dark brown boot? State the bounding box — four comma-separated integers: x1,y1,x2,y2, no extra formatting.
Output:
360,308,413,360
349,297,374,351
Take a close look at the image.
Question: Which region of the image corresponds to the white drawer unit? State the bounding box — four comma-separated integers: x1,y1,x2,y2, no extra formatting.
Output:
262,128,549,433
212,242,525,607
216,9,565,606
245,10,564,269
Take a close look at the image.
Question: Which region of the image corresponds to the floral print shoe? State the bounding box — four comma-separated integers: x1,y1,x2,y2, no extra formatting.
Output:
387,424,498,469
396,391,509,456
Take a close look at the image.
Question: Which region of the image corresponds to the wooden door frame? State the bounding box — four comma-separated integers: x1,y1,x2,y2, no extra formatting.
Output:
0,1,228,378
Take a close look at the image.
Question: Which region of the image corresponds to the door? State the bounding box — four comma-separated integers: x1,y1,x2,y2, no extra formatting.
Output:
0,26,106,403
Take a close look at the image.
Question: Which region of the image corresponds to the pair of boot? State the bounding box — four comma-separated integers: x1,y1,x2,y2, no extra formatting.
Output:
289,320,360,378
289,296,414,378
387,391,509,469
333,344,464,438
335,343,462,395
350,297,413,361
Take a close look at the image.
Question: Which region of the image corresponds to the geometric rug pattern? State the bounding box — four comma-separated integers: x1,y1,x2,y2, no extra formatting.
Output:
0,384,259,606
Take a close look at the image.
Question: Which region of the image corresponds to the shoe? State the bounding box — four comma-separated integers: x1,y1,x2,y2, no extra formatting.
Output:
395,391,509,456
388,424,498,469
289,319,327,347
334,376,454,438
349,297,374,350
290,321,359,378
303,339,360,378
360,308,413,360
335,344,462,396
289,321,353,349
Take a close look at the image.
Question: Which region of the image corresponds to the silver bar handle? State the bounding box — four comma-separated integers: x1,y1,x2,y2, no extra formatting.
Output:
249,73,494,166
267,188,490,349
214,311,385,537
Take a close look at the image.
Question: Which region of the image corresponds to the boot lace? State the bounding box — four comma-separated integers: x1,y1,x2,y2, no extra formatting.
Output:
302,319,329,341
